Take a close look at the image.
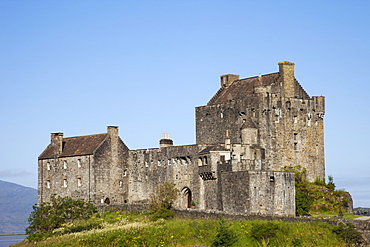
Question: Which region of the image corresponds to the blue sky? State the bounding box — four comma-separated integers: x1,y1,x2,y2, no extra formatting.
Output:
1,0,369,207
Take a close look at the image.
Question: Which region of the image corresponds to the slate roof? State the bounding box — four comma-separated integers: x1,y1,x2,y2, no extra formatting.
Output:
208,73,279,105
199,145,229,154
39,133,108,159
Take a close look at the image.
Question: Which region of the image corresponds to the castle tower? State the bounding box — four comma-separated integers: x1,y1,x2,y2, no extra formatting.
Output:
241,118,258,145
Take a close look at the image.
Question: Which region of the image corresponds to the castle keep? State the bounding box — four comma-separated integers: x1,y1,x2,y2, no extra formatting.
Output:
38,62,325,216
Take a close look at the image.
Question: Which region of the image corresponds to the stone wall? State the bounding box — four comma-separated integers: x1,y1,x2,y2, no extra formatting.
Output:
38,155,94,203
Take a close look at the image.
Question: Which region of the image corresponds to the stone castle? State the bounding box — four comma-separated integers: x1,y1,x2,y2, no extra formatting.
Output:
38,61,325,216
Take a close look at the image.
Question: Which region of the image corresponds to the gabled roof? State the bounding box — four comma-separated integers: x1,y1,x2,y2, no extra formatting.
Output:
208,73,279,105
39,133,108,159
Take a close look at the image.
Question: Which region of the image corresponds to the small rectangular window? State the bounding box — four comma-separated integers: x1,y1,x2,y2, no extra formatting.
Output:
77,178,81,187
63,179,67,187
77,159,81,168
47,162,51,170
294,133,298,140
63,161,67,169
294,142,298,151
46,180,51,188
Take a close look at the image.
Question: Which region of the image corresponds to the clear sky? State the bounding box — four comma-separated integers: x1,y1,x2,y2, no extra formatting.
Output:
1,0,369,207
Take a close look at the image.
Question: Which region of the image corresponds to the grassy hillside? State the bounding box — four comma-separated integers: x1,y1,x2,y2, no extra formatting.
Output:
15,211,358,247
0,180,37,234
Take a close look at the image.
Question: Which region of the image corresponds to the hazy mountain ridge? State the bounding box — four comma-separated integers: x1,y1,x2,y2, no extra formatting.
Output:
0,180,37,234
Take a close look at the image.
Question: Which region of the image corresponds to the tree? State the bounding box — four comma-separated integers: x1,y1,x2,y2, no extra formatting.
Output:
148,182,179,219
26,195,96,240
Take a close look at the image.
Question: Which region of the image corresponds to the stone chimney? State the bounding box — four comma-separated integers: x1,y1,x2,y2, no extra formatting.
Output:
107,126,119,138
51,132,63,157
160,133,173,148
107,126,119,168
278,61,295,98
220,74,239,88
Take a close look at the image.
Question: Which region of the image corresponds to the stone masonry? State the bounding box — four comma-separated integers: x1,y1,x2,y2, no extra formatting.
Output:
38,62,325,217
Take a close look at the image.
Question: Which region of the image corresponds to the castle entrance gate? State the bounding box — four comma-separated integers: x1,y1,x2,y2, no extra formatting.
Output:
181,187,192,208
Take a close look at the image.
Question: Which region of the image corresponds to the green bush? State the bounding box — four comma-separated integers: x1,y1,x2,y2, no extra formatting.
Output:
332,222,363,245
148,182,178,220
212,217,237,247
250,221,279,241
26,195,96,240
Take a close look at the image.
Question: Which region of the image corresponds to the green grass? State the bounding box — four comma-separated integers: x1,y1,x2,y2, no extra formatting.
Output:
311,212,362,219
15,211,350,247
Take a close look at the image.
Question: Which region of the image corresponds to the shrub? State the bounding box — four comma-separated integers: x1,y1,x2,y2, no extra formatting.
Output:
250,221,279,241
295,186,314,216
211,216,237,247
26,195,96,240
148,182,178,220
332,222,363,245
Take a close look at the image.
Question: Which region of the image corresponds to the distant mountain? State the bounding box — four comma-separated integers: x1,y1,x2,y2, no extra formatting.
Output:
0,180,37,234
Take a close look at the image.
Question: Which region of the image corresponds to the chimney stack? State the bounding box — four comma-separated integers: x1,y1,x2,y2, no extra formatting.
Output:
107,126,119,137
220,74,239,88
278,61,295,98
160,133,173,148
51,132,63,157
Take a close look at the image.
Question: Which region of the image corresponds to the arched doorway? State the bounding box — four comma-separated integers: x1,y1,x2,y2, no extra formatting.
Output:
181,187,192,208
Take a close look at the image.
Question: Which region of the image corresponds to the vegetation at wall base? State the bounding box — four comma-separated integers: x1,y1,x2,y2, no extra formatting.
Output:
15,210,361,247
148,182,179,221
26,195,96,241
283,166,352,216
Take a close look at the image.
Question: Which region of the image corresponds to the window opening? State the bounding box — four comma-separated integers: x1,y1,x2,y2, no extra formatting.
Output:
198,157,203,166
104,198,110,205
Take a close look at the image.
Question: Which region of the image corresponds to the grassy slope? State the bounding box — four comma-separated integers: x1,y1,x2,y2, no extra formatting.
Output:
15,211,348,247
